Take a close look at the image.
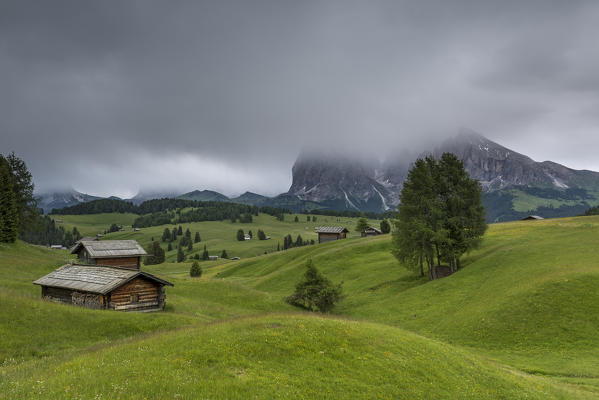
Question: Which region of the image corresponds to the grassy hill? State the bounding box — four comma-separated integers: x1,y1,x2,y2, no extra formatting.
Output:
3,216,599,397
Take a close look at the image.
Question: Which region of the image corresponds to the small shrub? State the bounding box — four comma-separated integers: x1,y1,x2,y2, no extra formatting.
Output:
285,259,343,313
190,261,202,277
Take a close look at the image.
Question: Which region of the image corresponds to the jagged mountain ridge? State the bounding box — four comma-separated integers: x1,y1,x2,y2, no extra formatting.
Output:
36,189,102,214
287,131,599,214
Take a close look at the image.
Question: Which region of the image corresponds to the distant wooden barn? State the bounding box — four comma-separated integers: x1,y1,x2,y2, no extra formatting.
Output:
71,240,147,270
34,264,173,311
522,215,544,221
315,226,349,243
361,226,382,237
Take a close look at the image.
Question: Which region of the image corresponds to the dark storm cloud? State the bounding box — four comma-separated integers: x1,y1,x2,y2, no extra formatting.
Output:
1,0,599,197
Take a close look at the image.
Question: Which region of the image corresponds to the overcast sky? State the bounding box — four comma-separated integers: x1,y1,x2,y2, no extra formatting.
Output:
2,0,599,198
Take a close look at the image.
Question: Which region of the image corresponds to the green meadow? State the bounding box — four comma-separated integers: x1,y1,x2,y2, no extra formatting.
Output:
2,214,599,398
51,212,380,261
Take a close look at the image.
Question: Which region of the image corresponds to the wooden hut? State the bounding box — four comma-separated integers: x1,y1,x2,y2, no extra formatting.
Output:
315,226,349,244
521,215,544,221
361,226,382,237
33,264,173,311
70,240,147,270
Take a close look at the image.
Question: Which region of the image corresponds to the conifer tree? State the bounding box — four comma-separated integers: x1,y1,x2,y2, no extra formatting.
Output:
187,240,193,251
221,249,228,259
355,215,369,233
190,261,202,277
236,229,245,241
294,215,299,222
167,242,173,251
202,244,209,260
162,228,171,242
0,156,18,243
285,259,343,312
177,246,185,262
178,225,183,235
185,228,191,239
248,230,253,238
6,153,36,235
257,229,266,240
194,231,201,243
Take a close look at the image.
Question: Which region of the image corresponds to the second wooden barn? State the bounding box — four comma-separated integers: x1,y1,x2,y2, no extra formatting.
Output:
34,264,173,311
315,226,349,243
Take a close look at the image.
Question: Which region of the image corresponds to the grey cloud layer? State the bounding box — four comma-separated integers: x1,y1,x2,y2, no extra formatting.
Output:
1,0,598,196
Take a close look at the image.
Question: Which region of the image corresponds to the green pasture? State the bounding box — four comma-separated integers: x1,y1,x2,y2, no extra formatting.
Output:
3,216,599,398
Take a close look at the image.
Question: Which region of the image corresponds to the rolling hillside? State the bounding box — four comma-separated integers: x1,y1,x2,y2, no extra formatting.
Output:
2,216,599,398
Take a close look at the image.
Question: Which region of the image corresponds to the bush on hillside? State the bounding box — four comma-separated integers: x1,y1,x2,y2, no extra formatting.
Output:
190,261,202,277
286,259,343,313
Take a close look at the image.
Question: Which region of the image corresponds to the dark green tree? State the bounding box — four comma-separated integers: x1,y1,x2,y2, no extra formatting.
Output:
0,156,18,243
202,244,209,260
171,227,178,241
145,241,165,265
248,230,253,238
312,216,317,222
187,240,193,251
185,228,191,239
257,229,266,240
285,259,343,313
162,228,171,242
178,225,183,235
167,242,173,251
236,229,245,241
194,231,201,243
355,215,369,233
294,215,299,222
221,249,228,259
177,246,185,262
277,242,280,251
380,219,391,234
295,234,304,247
6,153,37,235
392,154,486,280
190,261,202,277
306,215,311,222
72,227,81,241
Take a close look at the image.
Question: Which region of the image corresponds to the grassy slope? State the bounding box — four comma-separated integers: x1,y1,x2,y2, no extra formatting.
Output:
2,315,580,400
3,216,599,398
52,212,381,261
216,216,599,381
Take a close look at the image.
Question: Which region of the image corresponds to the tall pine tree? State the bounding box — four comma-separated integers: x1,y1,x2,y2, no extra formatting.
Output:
0,156,18,243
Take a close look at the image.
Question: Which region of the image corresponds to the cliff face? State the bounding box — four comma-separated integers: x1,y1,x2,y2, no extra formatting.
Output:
288,152,403,212
288,130,599,212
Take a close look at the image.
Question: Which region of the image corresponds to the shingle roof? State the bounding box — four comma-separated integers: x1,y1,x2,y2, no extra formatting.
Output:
364,226,382,233
314,226,349,234
71,240,147,258
33,264,172,294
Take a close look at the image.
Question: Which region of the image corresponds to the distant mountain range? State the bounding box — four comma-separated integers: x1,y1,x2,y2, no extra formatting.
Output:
37,131,599,221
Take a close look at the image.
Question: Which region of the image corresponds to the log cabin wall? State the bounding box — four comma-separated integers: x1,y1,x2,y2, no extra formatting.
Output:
318,233,343,243
42,286,104,309
108,277,162,311
95,257,140,270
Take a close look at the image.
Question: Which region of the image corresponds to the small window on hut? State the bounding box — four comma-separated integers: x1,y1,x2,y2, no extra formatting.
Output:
130,294,139,303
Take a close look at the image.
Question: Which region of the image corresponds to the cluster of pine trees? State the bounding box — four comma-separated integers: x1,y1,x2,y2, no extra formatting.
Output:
392,153,487,280
281,234,314,250
144,241,166,265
